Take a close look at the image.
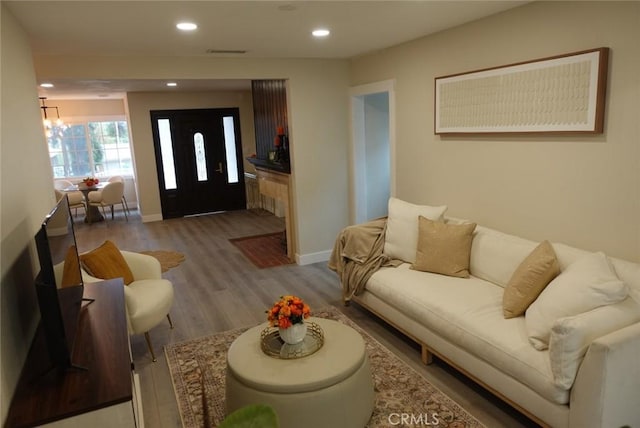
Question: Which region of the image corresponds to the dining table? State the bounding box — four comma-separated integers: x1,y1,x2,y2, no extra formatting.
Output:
64,183,107,223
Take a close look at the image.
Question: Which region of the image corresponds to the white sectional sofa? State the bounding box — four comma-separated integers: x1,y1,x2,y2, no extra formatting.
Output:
330,198,640,428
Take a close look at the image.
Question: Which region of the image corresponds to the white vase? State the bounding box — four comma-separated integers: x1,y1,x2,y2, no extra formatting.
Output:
279,322,307,345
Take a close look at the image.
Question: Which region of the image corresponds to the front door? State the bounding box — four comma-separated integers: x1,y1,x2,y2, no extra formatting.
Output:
151,108,246,218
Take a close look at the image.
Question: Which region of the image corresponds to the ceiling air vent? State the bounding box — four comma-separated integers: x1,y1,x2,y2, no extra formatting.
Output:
206,49,247,54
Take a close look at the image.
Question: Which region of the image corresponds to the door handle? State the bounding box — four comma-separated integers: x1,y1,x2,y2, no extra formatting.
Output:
215,162,223,173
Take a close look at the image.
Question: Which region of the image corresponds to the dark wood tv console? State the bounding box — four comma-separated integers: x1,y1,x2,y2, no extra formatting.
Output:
5,279,143,427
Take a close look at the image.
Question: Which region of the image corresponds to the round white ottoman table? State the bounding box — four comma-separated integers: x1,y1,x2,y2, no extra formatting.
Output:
225,317,375,428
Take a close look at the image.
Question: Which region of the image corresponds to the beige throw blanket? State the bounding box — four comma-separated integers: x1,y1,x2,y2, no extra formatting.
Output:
328,218,401,302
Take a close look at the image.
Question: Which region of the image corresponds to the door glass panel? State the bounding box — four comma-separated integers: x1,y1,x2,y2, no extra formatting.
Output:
158,119,177,190
193,132,208,181
222,116,239,183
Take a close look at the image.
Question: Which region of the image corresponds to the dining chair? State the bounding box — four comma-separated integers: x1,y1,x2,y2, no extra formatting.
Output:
54,184,85,217
107,175,131,214
87,181,128,222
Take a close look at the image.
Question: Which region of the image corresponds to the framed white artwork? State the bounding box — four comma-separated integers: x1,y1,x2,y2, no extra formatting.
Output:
434,47,609,135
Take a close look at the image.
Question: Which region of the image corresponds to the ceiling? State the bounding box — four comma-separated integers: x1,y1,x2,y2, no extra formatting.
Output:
7,1,528,99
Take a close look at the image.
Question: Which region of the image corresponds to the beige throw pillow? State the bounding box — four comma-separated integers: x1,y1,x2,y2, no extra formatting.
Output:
549,297,640,390
412,216,476,278
502,240,560,319
525,251,628,350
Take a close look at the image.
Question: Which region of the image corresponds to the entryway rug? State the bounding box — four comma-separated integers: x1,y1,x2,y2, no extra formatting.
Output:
138,250,186,272
229,232,293,269
165,306,485,428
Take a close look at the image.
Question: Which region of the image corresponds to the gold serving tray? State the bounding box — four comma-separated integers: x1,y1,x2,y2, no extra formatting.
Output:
260,322,324,359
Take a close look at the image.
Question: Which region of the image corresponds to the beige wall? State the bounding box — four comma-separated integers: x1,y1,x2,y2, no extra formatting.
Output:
351,1,640,262
125,90,256,220
1,5,59,421
34,55,351,259
51,98,126,118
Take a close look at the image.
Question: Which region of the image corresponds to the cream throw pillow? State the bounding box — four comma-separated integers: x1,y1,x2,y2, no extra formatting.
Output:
502,240,560,319
412,216,477,278
525,251,628,350
383,197,448,263
549,297,640,390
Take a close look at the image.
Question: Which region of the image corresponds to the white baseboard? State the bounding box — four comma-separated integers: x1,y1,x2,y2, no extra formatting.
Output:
141,214,163,223
296,249,331,266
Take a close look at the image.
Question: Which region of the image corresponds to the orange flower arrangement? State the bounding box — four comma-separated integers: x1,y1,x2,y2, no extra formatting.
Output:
267,295,311,329
82,177,99,187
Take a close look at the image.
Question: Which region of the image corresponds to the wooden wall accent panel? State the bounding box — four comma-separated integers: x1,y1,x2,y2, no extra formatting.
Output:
251,80,288,161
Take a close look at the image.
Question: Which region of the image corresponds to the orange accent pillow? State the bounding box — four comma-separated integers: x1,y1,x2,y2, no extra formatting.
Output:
80,240,134,285
61,245,82,288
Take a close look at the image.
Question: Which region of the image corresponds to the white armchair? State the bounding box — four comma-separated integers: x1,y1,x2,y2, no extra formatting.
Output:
82,251,174,361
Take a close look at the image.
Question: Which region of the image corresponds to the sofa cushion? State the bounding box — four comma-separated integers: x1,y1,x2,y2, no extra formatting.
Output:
80,240,134,285
554,242,640,304
470,226,538,288
549,297,640,390
609,257,640,304
525,251,628,350
366,264,569,404
502,240,560,319
383,197,447,264
412,216,476,278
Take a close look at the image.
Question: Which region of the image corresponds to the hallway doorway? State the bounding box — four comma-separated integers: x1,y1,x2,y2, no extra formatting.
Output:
349,80,395,224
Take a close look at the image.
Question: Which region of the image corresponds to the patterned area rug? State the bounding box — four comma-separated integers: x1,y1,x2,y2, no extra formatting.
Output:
229,232,293,269
138,250,185,272
165,306,485,428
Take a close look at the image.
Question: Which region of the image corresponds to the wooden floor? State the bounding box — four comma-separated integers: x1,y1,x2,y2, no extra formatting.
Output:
73,208,538,428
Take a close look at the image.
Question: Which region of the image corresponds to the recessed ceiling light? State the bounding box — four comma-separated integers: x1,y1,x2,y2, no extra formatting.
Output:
166,82,178,87
176,22,197,31
312,28,330,38
40,83,54,88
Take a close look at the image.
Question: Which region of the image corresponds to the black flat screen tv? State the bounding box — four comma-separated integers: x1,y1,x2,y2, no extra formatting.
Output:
34,194,85,371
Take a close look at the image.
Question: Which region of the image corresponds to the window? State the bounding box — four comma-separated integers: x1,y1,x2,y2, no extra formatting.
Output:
47,119,133,179
193,132,208,181
157,119,177,190
222,116,239,184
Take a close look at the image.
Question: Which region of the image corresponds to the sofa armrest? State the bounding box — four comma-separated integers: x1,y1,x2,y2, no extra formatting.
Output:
569,321,640,428
121,251,162,280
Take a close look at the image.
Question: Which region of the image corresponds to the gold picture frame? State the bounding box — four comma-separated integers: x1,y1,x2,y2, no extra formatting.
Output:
434,47,609,135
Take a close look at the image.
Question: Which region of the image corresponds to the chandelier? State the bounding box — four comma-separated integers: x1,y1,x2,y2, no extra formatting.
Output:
39,97,65,137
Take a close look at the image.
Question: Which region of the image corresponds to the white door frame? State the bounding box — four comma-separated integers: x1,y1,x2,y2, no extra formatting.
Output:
349,79,396,224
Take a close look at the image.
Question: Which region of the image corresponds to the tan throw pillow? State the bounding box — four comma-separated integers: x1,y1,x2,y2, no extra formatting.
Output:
61,245,82,288
502,240,560,319
80,240,134,285
412,216,477,278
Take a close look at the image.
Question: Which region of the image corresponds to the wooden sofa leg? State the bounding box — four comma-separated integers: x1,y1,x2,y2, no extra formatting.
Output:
144,332,157,362
421,345,433,365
